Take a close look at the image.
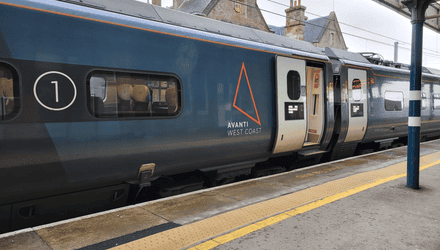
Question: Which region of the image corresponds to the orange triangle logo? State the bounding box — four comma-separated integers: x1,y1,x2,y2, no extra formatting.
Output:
233,62,261,126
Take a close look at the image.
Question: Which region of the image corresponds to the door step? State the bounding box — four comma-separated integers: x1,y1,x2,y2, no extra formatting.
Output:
303,142,319,147
298,149,327,157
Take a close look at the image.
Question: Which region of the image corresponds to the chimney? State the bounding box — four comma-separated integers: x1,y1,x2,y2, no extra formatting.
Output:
285,0,307,40
152,0,161,6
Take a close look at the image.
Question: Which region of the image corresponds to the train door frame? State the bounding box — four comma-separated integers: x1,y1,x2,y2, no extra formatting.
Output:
304,65,325,146
344,68,368,142
272,55,307,154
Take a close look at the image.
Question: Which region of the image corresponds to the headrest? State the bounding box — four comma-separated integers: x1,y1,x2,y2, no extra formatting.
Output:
0,78,13,98
117,84,133,101
132,85,150,103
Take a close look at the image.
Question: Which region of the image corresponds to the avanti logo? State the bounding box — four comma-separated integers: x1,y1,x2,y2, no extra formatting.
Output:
233,62,261,126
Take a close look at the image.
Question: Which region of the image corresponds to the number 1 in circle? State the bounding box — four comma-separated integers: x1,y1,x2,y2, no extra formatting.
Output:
51,81,59,103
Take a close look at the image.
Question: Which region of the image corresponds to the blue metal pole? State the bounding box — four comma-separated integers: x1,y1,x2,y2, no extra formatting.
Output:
407,21,423,189
403,0,433,189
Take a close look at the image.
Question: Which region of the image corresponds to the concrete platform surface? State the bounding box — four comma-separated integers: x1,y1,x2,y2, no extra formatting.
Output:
213,160,440,250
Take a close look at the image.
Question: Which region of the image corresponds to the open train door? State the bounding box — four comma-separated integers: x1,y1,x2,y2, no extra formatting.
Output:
344,68,368,142
304,66,325,145
273,56,307,154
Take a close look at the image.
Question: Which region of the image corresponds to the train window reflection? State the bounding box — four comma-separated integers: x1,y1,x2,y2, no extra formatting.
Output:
421,92,427,110
287,70,300,100
433,93,440,110
0,65,19,120
88,71,181,118
90,76,107,101
384,91,403,111
352,90,361,101
352,79,361,101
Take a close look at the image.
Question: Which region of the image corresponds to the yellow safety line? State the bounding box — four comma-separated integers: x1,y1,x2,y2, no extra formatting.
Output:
109,153,440,250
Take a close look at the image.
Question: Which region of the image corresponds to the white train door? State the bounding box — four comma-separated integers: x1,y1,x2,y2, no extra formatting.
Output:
345,68,368,142
273,56,307,154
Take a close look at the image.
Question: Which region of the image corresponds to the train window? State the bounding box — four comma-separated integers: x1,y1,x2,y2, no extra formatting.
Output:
287,70,300,100
384,91,404,111
0,65,19,120
433,93,440,110
352,79,362,101
87,71,181,118
421,92,427,110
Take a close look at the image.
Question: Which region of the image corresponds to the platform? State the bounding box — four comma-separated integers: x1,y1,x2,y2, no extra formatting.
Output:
1,139,440,250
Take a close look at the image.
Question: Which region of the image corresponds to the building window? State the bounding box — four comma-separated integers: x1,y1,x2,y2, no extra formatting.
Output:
0,64,19,120
330,33,335,45
234,0,244,13
384,91,404,111
88,71,181,118
287,70,301,100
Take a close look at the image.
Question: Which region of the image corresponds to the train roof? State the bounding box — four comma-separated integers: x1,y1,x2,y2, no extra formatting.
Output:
324,47,370,64
325,47,440,77
426,67,440,76
56,0,326,56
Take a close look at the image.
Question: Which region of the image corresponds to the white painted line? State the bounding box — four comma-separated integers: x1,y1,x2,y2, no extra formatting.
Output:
0,228,33,239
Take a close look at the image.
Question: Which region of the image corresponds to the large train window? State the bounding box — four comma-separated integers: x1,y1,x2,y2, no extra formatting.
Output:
287,70,301,100
0,64,19,120
384,91,403,111
433,93,440,110
87,71,181,118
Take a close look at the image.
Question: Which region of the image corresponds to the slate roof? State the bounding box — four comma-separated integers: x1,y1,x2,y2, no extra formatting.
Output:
269,15,331,44
304,16,329,43
56,0,326,55
178,0,219,15
268,25,285,36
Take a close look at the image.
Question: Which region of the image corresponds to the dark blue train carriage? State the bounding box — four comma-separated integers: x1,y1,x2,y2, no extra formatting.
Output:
325,48,440,159
0,0,336,232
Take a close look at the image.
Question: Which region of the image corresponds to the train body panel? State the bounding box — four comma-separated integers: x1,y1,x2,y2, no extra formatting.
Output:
363,66,440,144
364,67,411,143
324,48,440,158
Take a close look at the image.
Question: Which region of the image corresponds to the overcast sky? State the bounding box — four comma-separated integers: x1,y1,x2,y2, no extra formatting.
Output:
139,0,440,69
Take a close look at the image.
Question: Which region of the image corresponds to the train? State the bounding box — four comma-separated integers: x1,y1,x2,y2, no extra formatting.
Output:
1,0,440,233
